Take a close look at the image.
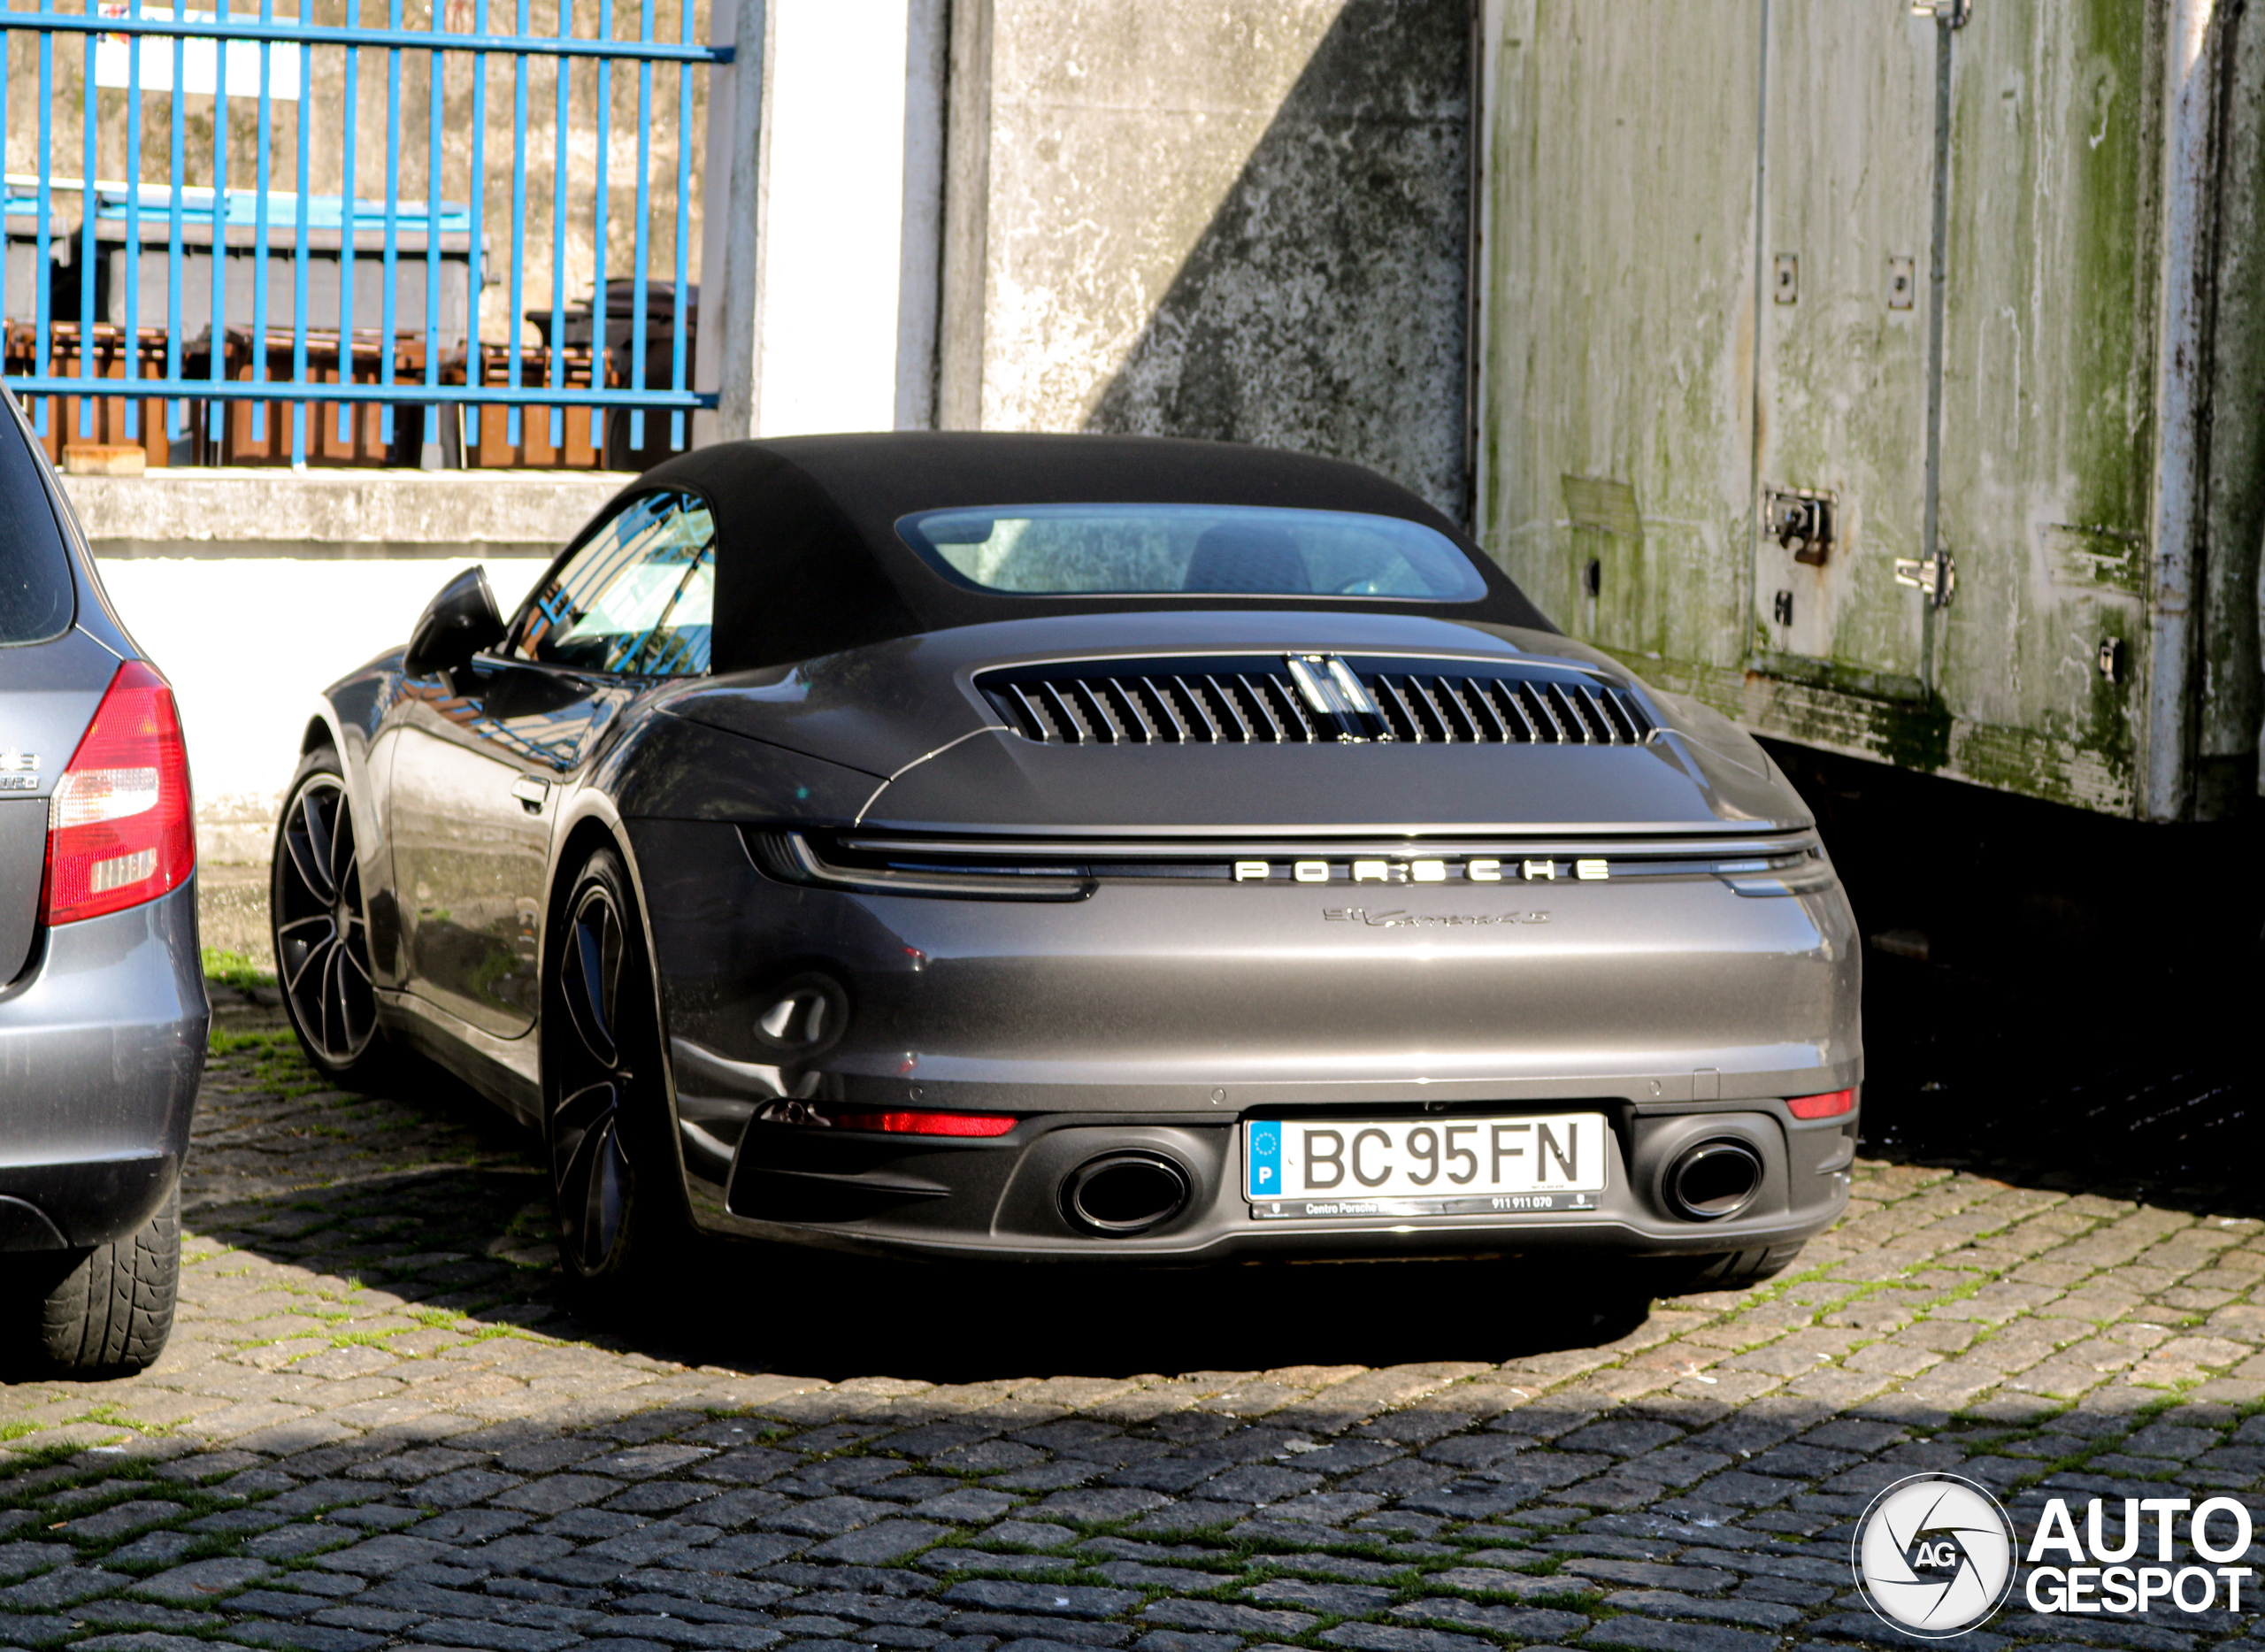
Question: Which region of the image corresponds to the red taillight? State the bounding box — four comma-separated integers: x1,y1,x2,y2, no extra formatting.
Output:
42,659,196,926
1787,1088,1855,1120
829,1109,1017,1138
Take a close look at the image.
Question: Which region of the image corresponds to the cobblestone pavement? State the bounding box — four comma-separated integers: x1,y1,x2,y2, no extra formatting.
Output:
5,982,2265,1652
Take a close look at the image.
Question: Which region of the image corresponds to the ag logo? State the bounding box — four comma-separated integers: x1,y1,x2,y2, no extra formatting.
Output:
1854,1473,2016,1638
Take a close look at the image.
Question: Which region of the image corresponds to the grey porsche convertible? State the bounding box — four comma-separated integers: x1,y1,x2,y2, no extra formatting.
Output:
274,433,1861,1298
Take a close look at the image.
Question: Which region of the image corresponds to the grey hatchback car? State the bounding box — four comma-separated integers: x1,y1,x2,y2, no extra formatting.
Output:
0,388,208,1376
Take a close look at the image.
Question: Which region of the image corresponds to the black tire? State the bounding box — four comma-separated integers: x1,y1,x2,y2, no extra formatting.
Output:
542,846,689,1305
273,745,394,1089
15,1185,180,1378
1646,1242,1806,1297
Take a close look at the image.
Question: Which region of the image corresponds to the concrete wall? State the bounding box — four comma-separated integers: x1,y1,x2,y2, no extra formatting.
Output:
64,469,620,861
938,0,1473,518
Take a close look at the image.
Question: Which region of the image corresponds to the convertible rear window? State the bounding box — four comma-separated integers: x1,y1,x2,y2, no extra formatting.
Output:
897,503,1488,602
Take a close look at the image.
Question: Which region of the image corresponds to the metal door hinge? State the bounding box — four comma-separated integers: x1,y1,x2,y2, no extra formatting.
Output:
1893,550,1956,606
1763,486,1835,565
1910,0,1969,25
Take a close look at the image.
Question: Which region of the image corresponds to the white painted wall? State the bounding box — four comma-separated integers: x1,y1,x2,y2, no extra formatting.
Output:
96,558,554,854
702,0,947,438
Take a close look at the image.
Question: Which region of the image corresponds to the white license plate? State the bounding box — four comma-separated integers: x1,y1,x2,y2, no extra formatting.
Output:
1243,1112,1609,1219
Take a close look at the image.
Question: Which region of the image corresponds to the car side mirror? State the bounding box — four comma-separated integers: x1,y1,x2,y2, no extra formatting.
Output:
404,565,506,677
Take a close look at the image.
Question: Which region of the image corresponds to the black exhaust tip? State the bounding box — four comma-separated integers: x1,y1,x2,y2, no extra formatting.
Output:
1665,1139,1763,1220
1063,1152,1190,1236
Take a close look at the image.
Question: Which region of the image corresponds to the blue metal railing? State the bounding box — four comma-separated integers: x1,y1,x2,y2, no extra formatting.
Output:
0,0,726,466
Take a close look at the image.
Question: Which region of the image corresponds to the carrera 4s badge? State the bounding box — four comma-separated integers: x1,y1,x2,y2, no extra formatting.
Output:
1324,906,1552,926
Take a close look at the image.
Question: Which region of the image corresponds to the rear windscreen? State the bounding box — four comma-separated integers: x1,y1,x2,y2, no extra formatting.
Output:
0,412,73,645
898,503,1490,603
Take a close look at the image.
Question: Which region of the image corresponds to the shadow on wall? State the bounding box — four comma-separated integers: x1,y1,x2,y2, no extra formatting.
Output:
1084,0,1471,520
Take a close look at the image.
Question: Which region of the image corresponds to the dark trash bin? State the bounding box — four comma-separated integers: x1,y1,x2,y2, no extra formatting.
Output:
3,197,65,326
526,279,695,472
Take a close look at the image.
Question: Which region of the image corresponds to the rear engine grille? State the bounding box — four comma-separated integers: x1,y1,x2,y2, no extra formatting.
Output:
1366,672,1644,745
979,656,1651,746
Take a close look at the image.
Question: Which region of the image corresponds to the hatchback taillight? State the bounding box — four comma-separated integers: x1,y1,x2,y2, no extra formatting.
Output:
42,659,196,926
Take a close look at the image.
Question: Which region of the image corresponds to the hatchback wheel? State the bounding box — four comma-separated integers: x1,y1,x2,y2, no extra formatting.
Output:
5,1185,180,1378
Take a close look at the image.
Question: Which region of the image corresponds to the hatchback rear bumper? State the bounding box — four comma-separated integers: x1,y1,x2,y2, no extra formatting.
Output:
0,880,208,1250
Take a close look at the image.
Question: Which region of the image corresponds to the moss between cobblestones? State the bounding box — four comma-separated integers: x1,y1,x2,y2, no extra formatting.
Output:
8,998,2265,1648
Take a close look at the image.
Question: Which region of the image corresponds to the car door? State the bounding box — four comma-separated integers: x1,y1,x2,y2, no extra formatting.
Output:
386,488,718,1036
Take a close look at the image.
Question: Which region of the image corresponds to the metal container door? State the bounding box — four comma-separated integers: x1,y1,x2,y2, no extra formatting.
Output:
1748,2,1939,695
1931,2,2157,814
1471,0,1762,669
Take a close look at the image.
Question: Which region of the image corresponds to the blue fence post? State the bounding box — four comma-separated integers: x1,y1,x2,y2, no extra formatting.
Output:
34,0,52,443
670,0,692,452
424,0,444,458
166,22,184,445
250,0,275,446
468,0,489,465
629,0,651,456
125,0,145,445
291,13,311,465
506,0,528,449
591,0,612,457
548,0,569,454
207,0,229,448
339,0,359,446
76,12,94,442
380,0,403,449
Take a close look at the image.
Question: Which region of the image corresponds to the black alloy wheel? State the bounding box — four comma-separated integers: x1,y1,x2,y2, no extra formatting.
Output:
273,748,386,1084
543,847,685,1290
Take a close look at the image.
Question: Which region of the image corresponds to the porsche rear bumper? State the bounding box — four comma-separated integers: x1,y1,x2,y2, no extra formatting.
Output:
630,818,1860,1263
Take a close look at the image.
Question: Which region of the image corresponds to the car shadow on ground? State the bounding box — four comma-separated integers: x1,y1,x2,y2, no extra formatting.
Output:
173,1000,1659,1387
178,950,2261,1389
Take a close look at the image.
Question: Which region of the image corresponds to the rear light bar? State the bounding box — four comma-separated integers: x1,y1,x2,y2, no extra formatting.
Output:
1786,1088,1855,1120
42,660,196,926
828,1109,1017,1138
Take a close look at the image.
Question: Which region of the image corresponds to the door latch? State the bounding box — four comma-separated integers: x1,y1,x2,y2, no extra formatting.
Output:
1893,550,1956,606
1910,0,1969,25
510,774,551,813
1762,487,1835,565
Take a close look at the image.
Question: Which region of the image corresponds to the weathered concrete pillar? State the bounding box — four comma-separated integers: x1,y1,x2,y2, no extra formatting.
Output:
939,0,1472,518
695,0,948,442
695,0,770,446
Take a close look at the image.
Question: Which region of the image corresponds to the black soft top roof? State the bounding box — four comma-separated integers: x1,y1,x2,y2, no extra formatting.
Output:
631,432,1553,672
